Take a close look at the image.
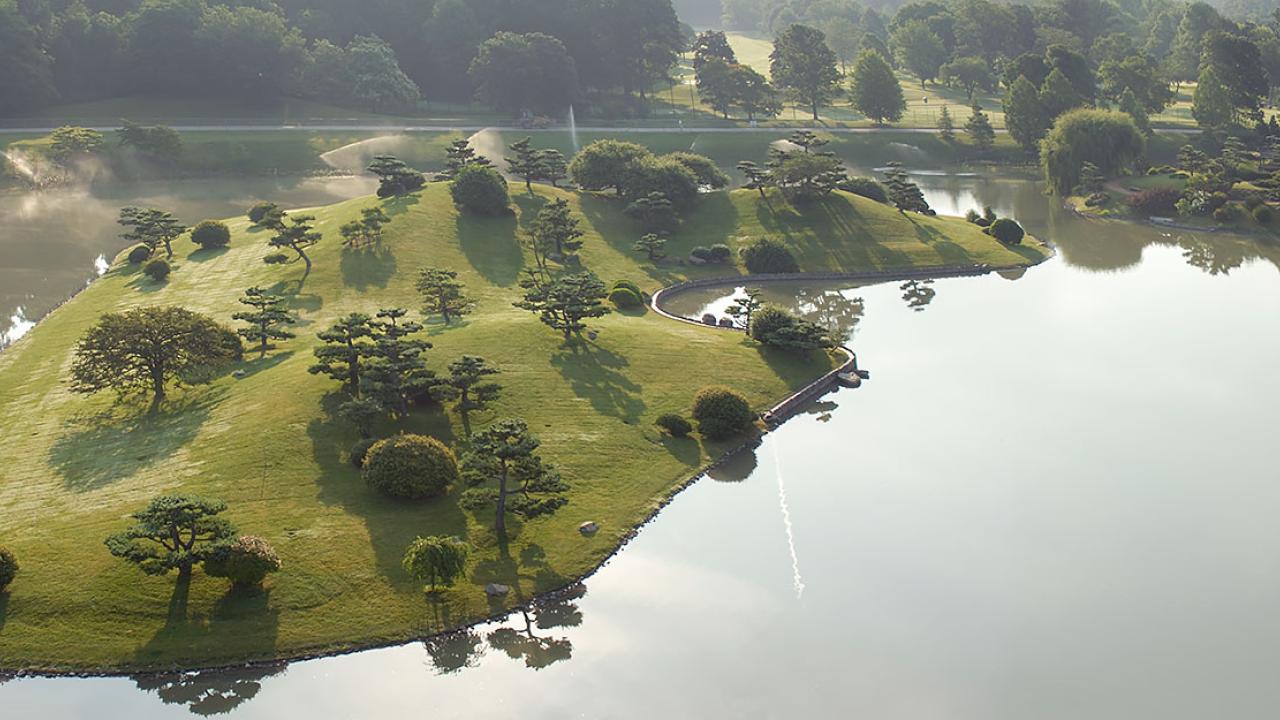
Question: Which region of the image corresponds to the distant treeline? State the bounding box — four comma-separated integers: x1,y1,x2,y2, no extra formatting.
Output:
0,0,689,116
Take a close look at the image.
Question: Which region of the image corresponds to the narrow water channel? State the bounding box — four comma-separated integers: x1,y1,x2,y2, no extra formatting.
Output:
3,172,1279,718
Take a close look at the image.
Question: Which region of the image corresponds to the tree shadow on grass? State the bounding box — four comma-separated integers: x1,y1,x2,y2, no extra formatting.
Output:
548,340,646,423
307,393,465,584
340,243,397,291
48,390,223,492
133,583,283,712
380,192,421,220
186,246,230,264
0,592,8,632
457,211,522,287
656,433,702,468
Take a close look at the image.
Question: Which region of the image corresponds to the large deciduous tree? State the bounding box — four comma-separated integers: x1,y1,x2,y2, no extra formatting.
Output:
891,20,947,89
1041,109,1145,195
1004,75,1050,152
770,24,841,121
469,32,578,115
71,306,238,412
848,50,905,125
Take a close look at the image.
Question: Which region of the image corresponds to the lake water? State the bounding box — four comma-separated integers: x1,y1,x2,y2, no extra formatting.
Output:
3,172,1280,718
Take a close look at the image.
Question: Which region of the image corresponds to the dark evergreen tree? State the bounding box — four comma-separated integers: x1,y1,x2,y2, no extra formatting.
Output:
232,287,296,358
882,162,930,214
309,313,375,395
367,155,425,197
515,272,611,340
416,268,474,325
362,308,436,417
460,418,568,537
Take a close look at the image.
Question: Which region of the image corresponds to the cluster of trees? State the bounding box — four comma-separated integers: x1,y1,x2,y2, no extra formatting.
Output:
694,31,781,121
0,0,692,116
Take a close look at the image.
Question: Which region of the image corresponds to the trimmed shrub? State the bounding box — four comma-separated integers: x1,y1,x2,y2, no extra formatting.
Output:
708,244,732,263
692,386,754,441
987,218,1025,245
655,413,693,437
1129,188,1181,216
204,535,281,588
247,201,276,224
665,151,730,189
612,279,642,296
127,245,152,264
689,246,714,262
350,437,378,468
1252,204,1274,225
190,220,231,250
143,258,171,282
1212,205,1237,224
363,434,459,500
740,237,799,274
608,286,643,309
0,547,17,591
839,176,889,204
450,165,509,215
749,304,796,342
621,156,701,208
263,253,290,265
701,313,718,326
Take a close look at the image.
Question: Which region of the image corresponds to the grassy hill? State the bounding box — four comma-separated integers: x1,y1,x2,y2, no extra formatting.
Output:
0,184,1049,671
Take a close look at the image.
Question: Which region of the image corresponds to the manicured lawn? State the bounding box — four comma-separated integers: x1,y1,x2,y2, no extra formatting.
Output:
0,183,1048,672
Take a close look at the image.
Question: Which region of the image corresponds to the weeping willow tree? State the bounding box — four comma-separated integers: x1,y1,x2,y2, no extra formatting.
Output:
1041,109,1146,196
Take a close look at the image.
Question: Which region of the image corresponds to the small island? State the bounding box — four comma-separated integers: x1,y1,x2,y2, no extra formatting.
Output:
0,136,1049,673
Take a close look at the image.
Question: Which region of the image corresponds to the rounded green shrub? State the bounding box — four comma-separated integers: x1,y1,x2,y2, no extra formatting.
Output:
608,286,643,309
127,245,152,264
144,258,171,282
363,434,459,500
0,546,17,591
190,220,231,250
1252,204,1274,225
1212,205,1237,224
612,279,642,296
987,218,1025,245
839,176,889,204
350,437,378,468
450,165,509,215
749,304,796,342
204,535,281,588
692,385,754,441
740,237,799,274
708,244,732,263
655,413,693,437
247,201,277,224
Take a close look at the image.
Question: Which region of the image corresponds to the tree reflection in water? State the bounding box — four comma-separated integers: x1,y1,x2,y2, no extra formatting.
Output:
1180,236,1246,276
132,663,286,716
900,280,937,312
484,583,585,670
794,288,865,340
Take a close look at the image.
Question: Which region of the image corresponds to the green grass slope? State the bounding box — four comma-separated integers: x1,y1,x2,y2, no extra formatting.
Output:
0,185,1049,671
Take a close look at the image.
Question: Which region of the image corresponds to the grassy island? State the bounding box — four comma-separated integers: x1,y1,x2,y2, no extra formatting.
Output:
0,182,1049,672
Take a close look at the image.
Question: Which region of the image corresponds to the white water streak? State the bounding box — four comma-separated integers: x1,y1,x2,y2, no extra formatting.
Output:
773,446,805,599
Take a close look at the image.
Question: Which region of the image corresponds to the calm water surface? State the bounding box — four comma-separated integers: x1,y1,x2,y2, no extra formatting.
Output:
3,173,1280,718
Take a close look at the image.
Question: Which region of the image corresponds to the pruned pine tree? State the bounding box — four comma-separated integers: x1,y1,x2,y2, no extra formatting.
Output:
459,418,569,537
416,267,474,325
362,308,436,417
882,162,931,214
309,313,375,395
232,286,296,357
515,271,611,340
118,207,187,259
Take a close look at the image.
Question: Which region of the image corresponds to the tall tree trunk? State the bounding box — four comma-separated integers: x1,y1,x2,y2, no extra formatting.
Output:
150,367,166,413
495,464,509,537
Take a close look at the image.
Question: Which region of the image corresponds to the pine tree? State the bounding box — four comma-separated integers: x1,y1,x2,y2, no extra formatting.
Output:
787,130,829,154
340,207,391,247
1076,162,1105,194
882,162,930,214
1177,145,1208,173
459,418,568,537
438,140,492,181
416,268,474,325
937,105,955,141
1004,75,1048,151
632,233,668,262
434,356,502,419
515,272,611,340
965,104,996,152
268,214,322,278
737,160,774,199
363,309,436,417
1040,68,1083,120
118,207,187,259
367,155,425,197
624,192,676,234
535,149,568,188
232,287,296,357
725,289,764,330
1192,67,1233,129
529,198,584,260
309,313,375,395
507,137,541,193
